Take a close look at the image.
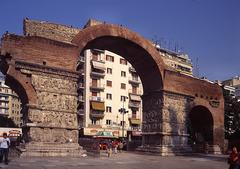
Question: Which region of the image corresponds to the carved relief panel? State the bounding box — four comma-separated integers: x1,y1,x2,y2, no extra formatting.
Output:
142,93,163,132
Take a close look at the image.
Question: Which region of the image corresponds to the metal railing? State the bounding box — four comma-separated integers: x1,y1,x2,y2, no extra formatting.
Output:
89,96,105,102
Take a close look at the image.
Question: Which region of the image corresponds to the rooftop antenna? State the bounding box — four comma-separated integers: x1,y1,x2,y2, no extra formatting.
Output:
194,57,200,78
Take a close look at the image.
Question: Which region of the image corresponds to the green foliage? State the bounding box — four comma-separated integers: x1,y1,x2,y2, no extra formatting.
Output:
223,87,240,139
0,116,18,127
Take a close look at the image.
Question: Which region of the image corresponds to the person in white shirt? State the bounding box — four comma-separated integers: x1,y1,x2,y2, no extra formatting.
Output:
0,133,10,165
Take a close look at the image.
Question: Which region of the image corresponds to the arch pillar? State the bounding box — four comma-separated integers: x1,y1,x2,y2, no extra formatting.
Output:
138,91,192,155
1,56,86,157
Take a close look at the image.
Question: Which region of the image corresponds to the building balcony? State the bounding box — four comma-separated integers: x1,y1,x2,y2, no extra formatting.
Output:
129,67,136,73
129,117,141,125
90,70,105,78
78,95,84,102
77,57,85,70
0,111,8,116
88,124,102,128
90,96,105,102
77,109,84,116
129,89,142,96
90,110,105,119
78,82,84,90
91,60,105,71
79,56,85,63
90,83,105,91
0,98,9,102
129,101,140,109
77,56,85,65
128,126,141,131
128,77,140,85
0,105,9,109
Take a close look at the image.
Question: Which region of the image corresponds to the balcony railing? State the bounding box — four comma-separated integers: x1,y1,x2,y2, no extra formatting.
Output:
78,82,84,89
129,67,136,72
91,57,105,63
89,96,105,102
78,95,84,102
128,126,141,131
77,109,84,116
91,60,106,71
90,111,105,119
0,98,9,102
90,83,105,91
128,76,140,84
129,102,140,108
78,56,85,63
128,89,142,96
0,111,8,116
90,70,105,77
0,105,9,109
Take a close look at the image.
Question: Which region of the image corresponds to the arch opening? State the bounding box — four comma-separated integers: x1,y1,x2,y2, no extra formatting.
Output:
79,36,163,93
189,106,214,146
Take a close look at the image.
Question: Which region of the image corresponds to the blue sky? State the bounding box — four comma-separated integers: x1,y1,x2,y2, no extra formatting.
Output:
0,0,239,80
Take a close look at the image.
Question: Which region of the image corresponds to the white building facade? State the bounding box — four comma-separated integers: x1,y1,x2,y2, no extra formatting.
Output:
77,49,143,138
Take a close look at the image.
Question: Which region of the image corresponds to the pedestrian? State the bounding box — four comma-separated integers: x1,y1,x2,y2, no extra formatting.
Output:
119,141,123,153
107,140,112,157
112,140,118,154
228,146,239,169
0,133,11,165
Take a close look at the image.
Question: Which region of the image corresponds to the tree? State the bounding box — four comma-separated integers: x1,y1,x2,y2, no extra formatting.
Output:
223,86,240,139
0,116,18,127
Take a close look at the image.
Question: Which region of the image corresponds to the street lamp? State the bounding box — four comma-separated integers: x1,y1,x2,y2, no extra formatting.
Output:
118,97,128,138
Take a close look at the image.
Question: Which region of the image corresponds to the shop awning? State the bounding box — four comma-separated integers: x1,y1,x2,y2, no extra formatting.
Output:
129,118,141,125
129,94,141,102
91,101,105,111
92,60,105,70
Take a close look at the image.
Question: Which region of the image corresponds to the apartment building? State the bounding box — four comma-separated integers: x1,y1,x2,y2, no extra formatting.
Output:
0,78,22,126
77,49,143,138
222,76,240,99
155,45,193,76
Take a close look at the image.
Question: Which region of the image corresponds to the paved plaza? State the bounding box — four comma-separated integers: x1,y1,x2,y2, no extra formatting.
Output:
0,152,229,169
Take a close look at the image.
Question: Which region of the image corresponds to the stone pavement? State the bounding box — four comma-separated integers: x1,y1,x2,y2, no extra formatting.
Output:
0,152,229,169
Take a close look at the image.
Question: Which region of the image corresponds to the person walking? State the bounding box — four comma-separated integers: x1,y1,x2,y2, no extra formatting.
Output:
228,146,239,169
119,141,123,153
0,133,11,165
107,140,112,157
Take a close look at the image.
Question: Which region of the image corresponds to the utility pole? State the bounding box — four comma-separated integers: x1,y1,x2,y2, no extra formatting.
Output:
118,97,128,138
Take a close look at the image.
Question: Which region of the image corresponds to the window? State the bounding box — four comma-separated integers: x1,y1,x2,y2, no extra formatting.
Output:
120,58,127,65
92,79,98,87
132,110,137,119
92,119,97,125
92,92,98,96
132,86,138,94
92,54,99,61
132,74,138,81
107,80,112,87
120,96,126,102
121,83,126,89
120,121,125,126
106,93,112,100
106,106,112,113
106,120,111,125
106,55,114,62
121,71,126,77
107,68,112,74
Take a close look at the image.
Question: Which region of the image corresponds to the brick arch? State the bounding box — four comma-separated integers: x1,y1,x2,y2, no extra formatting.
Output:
1,63,37,105
72,24,166,93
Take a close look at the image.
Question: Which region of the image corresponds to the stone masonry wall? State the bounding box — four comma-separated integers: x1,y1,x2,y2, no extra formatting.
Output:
24,19,80,43
16,61,80,145
161,91,192,147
